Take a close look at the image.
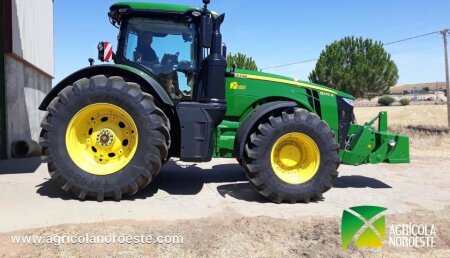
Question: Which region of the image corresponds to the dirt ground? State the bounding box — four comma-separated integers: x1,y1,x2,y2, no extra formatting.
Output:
1,207,449,257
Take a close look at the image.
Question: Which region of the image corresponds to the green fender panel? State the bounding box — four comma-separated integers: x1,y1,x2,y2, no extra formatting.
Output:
39,64,173,111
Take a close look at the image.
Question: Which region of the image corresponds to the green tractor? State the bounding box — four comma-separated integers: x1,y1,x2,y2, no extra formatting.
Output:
39,1,410,203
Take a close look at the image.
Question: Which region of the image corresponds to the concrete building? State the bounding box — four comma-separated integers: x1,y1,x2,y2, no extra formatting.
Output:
1,0,54,159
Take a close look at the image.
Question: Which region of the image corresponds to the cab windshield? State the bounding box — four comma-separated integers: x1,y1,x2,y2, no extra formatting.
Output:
124,17,196,99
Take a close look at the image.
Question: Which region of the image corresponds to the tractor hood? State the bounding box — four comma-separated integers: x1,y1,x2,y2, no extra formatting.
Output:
233,68,355,100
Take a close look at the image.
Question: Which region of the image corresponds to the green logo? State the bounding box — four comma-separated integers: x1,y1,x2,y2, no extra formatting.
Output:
341,206,387,251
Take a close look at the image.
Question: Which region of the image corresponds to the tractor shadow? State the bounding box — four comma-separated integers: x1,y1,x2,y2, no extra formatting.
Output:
216,182,270,203
36,160,263,202
215,175,392,203
333,175,392,189
35,163,390,202
131,160,262,201
36,180,76,200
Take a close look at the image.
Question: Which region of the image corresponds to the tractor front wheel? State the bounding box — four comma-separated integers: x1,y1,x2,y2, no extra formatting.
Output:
40,75,170,201
242,108,340,203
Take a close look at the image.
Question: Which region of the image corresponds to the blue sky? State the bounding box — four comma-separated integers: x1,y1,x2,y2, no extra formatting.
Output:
55,0,450,85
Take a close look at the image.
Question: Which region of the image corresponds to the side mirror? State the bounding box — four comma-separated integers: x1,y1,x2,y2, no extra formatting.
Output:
98,41,114,62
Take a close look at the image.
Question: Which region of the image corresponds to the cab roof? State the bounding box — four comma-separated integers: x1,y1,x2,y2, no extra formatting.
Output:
111,2,202,13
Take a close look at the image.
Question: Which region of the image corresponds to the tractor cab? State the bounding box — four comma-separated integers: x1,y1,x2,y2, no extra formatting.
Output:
120,17,195,99
106,1,228,162
108,2,226,102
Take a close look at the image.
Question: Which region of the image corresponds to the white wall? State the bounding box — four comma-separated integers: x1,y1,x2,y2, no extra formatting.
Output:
5,0,54,158
5,55,52,158
11,0,54,77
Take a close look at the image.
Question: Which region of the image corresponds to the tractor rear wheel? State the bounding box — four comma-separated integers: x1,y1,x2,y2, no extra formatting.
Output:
40,75,170,201
242,108,340,203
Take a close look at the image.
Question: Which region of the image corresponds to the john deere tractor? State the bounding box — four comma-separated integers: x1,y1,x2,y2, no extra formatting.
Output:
39,1,409,203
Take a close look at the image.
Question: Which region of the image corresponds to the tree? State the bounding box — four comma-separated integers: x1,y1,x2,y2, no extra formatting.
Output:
309,37,399,99
227,52,258,71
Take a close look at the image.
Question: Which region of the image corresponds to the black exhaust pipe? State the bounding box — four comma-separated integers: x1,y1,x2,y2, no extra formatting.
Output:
198,13,227,127
11,140,42,158
200,13,226,105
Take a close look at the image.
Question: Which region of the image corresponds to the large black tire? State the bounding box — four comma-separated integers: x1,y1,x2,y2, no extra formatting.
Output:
40,75,170,201
242,107,340,203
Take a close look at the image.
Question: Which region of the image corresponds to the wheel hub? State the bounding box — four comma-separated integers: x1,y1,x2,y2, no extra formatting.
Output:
65,103,138,176
97,129,114,146
270,132,320,185
277,143,302,169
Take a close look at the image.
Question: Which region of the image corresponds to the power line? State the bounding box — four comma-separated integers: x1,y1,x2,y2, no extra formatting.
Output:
383,30,441,46
261,58,318,70
261,29,448,71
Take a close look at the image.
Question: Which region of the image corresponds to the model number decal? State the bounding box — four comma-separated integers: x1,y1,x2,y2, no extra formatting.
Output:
234,74,248,79
320,91,334,97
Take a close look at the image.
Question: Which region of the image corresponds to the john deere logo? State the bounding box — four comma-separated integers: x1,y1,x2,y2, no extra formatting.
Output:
230,82,246,90
341,206,387,251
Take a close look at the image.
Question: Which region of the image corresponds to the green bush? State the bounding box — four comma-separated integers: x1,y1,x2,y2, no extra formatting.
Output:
377,96,396,106
399,98,411,106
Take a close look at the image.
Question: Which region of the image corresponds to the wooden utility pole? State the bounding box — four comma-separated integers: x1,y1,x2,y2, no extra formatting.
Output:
441,29,450,129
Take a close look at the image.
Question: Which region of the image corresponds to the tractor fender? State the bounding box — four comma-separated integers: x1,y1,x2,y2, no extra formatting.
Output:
234,101,298,159
39,64,173,111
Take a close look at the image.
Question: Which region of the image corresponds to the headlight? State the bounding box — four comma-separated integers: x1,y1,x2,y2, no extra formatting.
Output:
343,98,354,107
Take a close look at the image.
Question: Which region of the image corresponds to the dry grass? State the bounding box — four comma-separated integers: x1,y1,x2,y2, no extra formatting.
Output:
354,105,450,156
354,105,448,126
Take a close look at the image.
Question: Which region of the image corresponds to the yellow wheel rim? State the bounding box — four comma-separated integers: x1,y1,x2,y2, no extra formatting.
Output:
270,132,320,185
65,103,138,175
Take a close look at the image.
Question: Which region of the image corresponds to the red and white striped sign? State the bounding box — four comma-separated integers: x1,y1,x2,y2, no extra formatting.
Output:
102,42,113,62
